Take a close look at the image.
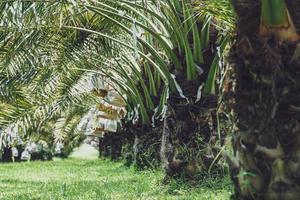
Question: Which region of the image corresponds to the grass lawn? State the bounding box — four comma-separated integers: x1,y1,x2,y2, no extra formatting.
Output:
0,159,232,200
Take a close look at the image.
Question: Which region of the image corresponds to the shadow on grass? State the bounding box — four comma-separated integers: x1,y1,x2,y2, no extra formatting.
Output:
162,172,232,196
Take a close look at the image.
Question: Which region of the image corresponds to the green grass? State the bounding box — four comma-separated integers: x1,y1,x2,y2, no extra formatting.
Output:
0,159,232,200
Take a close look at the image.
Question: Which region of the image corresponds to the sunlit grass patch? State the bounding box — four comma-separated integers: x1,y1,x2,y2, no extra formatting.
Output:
0,159,232,199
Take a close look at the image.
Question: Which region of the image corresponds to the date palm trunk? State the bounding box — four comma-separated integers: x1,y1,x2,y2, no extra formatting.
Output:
160,30,223,179
120,120,162,169
1,147,12,162
160,94,219,179
229,0,300,199
132,123,162,170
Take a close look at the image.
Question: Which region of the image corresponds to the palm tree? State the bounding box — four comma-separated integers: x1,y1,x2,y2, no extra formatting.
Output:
228,0,300,199
0,1,122,159
0,0,232,180
87,0,232,175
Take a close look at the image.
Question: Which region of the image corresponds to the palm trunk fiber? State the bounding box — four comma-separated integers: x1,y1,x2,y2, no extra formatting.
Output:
229,1,300,199
160,95,219,180
132,123,161,170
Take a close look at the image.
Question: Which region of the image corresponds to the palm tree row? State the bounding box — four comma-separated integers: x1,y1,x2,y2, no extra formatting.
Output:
2,0,300,199
0,0,121,159
0,0,232,175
